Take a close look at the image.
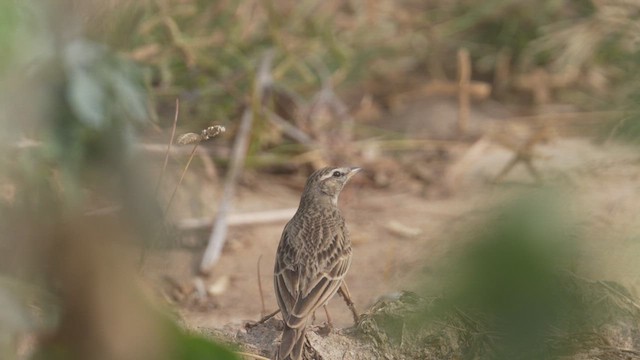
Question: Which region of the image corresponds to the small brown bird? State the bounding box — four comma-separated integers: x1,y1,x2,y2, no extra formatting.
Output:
274,166,361,360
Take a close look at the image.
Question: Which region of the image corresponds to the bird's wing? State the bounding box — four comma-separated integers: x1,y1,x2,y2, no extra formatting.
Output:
274,230,299,323
274,225,351,329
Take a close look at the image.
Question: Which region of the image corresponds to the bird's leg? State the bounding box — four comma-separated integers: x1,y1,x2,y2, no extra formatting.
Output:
338,282,360,324
323,305,333,329
308,307,332,336
245,309,280,329
310,305,333,336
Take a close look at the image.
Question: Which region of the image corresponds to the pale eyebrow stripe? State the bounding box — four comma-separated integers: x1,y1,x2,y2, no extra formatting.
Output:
319,171,336,181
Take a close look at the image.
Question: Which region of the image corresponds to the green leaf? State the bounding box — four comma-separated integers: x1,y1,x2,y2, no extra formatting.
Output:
67,68,106,128
165,318,239,360
173,333,240,360
111,68,147,123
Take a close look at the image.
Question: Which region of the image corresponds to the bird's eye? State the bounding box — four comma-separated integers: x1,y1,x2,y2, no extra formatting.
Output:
332,171,342,177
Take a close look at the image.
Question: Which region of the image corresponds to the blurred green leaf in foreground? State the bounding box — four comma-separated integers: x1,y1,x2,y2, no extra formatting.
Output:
0,1,237,359
359,190,640,359
440,191,581,359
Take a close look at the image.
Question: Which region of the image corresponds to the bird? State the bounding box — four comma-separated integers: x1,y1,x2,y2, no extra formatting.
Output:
274,166,361,360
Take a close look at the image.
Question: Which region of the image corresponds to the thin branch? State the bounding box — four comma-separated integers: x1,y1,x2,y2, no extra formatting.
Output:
199,109,251,274
137,143,219,154
457,48,471,136
177,208,297,230
165,141,200,215
265,109,316,146
257,255,266,317
197,146,218,181
155,98,180,196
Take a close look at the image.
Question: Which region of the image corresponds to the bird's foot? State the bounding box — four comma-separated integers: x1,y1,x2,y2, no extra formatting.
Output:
309,322,333,337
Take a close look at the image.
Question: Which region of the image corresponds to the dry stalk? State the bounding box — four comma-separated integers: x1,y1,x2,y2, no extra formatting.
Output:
164,125,225,216
155,98,180,196
257,255,266,317
390,80,491,110
494,48,511,98
498,110,621,123
197,147,218,181
605,114,632,145
514,67,578,105
159,13,195,67
457,48,471,136
165,142,199,215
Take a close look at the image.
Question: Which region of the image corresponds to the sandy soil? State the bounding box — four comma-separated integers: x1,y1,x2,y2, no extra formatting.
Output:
143,176,469,329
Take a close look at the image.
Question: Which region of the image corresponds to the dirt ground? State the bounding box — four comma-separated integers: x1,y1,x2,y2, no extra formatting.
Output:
145,184,469,328
140,97,640,345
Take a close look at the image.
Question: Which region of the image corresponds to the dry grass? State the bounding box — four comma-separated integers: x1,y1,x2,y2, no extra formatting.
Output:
88,0,640,162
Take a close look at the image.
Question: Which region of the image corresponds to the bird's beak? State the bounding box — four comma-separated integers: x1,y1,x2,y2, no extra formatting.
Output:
346,167,362,179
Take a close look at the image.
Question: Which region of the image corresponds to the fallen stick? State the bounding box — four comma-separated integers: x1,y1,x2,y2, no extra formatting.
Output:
199,107,253,274
176,208,297,230
137,143,223,155
390,80,491,111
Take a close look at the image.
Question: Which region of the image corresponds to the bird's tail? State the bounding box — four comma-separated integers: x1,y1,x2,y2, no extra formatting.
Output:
276,324,308,360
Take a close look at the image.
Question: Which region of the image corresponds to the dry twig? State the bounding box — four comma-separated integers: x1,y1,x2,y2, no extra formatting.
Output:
493,48,511,98
165,142,199,215
265,109,316,146
164,125,225,216
457,48,471,136
515,67,579,104
177,208,297,230
155,98,180,196
493,126,553,184
391,80,491,110
257,255,266,317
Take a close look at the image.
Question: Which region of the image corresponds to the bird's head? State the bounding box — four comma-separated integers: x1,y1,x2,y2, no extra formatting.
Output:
302,166,362,206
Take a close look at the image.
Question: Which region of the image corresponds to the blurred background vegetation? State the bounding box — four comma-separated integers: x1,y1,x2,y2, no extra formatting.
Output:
2,0,640,359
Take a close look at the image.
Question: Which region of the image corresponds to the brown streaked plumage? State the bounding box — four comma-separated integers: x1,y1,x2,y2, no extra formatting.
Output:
274,166,361,360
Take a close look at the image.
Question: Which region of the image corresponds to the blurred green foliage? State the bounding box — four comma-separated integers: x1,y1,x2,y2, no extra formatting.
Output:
359,190,640,359
0,0,19,74
32,314,240,360
431,191,640,358
440,192,579,358
168,322,240,360
0,1,239,358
